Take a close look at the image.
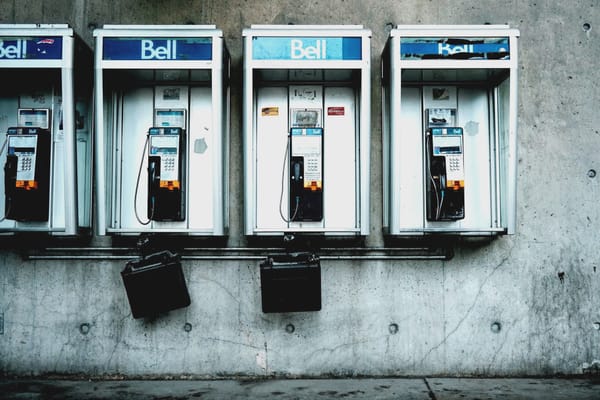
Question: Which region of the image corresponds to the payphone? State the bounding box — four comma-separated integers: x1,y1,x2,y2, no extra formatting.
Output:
425,127,465,221
3,125,51,221
243,25,371,236
0,24,93,235
382,25,519,236
142,126,186,222
422,88,465,221
94,25,229,235
284,86,324,223
289,127,324,222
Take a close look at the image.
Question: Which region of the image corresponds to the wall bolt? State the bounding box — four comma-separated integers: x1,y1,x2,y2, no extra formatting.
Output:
79,323,90,335
184,322,193,333
285,323,295,334
491,322,502,333
583,23,592,32
588,169,596,178
389,323,399,335
593,322,600,331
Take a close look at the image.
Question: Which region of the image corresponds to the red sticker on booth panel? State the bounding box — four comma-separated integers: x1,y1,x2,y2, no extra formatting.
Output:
327,107,345,116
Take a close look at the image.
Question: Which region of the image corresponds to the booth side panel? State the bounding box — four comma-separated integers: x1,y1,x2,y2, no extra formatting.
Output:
498,78,511,231
382,102,390,231
458,87,493,231
323,86,357,230
255,86,288,232
50,111,66,230
188,86,214,230
397,87,424,231
76,99,92,229
119,88,153,230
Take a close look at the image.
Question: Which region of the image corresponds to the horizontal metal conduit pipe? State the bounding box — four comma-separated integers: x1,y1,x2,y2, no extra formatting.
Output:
25,254,449,261
23,247,452,261
31,247,445,252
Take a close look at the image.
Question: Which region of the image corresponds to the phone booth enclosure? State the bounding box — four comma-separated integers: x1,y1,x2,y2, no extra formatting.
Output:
243,25,371,237
0,25,93,235
94,25,229,236
382,25,519,236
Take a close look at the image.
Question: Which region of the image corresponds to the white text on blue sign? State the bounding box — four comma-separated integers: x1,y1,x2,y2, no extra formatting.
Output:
0,40,27,59
141,39,177,60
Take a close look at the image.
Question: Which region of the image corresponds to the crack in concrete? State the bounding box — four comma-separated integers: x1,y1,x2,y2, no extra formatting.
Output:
106,313,131,370
199,336,266,352
188,276,242,306
417,243,516,367
304,334,390,362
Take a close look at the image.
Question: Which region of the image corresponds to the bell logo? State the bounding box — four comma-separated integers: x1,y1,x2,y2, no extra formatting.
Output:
290,39,326,60
438,42,474,56
141,39,177,60
0,40,27,59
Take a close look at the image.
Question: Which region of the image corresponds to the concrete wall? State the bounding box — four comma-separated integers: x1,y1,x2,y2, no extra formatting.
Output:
1,0,599,377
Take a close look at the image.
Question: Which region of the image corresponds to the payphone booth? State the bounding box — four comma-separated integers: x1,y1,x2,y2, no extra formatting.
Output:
243,25,371,237
382,25,519,236
94,25,229,236
0,24,92,235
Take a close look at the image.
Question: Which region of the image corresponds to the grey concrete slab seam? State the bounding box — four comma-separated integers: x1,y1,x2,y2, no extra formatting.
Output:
0,378,432,400
1,378,600,399
427,378,600,400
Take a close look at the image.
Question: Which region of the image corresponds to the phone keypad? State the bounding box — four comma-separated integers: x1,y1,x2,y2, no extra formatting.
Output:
306,159,319,173
163,156,176,172
18,155,34,171
447,155,462,172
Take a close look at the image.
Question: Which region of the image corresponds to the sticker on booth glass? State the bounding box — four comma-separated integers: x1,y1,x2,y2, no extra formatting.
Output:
327,107,345,116
261,107,279,116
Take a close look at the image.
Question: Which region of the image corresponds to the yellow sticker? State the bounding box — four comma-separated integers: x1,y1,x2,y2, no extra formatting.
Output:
261,107,279,116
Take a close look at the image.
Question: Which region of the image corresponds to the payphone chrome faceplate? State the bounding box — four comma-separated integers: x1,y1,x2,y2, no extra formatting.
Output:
147,127,185,222
4,126,51,221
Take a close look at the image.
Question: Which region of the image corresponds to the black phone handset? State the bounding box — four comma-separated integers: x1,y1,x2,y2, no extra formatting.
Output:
290,156,304,219
147,156,160,221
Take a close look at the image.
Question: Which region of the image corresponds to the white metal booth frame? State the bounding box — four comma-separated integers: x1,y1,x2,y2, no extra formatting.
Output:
382,25,519,236
94,25,230,236
0,24,92,235
243,25,372,237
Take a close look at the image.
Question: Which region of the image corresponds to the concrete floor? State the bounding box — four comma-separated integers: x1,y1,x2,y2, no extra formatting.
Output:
1,1,600,379
1,377,600,399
